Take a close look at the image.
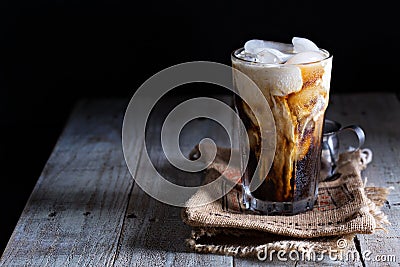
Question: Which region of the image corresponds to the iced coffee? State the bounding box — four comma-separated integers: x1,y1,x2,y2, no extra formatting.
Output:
232,37,332,215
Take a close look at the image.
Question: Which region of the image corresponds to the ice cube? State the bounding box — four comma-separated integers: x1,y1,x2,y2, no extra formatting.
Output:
292,37,320,53
244,39,293,54
285,51,326,64
256,49,280,63
236,50,258,62
244,39,267,54
255,48,291,63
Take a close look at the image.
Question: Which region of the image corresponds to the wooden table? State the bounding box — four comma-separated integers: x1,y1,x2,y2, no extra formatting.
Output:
1,93,399,266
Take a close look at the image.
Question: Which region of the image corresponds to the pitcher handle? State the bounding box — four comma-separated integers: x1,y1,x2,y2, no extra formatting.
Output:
339,125,365,150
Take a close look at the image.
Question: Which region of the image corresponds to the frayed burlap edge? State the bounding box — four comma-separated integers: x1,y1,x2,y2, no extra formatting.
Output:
186,228,355,258
364,186,391,231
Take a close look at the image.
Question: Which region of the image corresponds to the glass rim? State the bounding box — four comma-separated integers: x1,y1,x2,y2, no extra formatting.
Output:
231,47,332,66
323,119,342,136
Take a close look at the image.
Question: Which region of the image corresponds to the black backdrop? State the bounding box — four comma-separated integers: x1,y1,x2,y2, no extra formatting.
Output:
0,1,398,253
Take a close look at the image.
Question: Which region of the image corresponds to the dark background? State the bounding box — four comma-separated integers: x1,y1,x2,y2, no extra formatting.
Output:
0,1,398,253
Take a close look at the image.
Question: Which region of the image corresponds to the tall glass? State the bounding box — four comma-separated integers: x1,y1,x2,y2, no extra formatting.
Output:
232,48,332,215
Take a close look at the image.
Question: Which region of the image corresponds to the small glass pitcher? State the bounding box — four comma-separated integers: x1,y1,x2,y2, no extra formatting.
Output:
321,119,365,180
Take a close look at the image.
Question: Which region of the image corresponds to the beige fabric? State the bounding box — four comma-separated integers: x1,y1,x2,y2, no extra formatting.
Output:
181,147,390,257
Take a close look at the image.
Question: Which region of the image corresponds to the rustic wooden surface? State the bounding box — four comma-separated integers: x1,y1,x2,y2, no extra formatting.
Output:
1,93,399,266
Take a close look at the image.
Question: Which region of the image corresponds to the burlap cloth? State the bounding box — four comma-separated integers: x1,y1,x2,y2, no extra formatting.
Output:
181,145,391,258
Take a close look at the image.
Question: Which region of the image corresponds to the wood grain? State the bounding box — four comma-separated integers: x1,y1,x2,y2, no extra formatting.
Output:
113,94,234,266
0,99,136,266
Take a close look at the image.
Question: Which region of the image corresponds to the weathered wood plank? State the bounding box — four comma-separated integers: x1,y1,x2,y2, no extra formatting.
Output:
326,93,400,267
113,94,234,266
0,99,138,266
112,147,232,267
